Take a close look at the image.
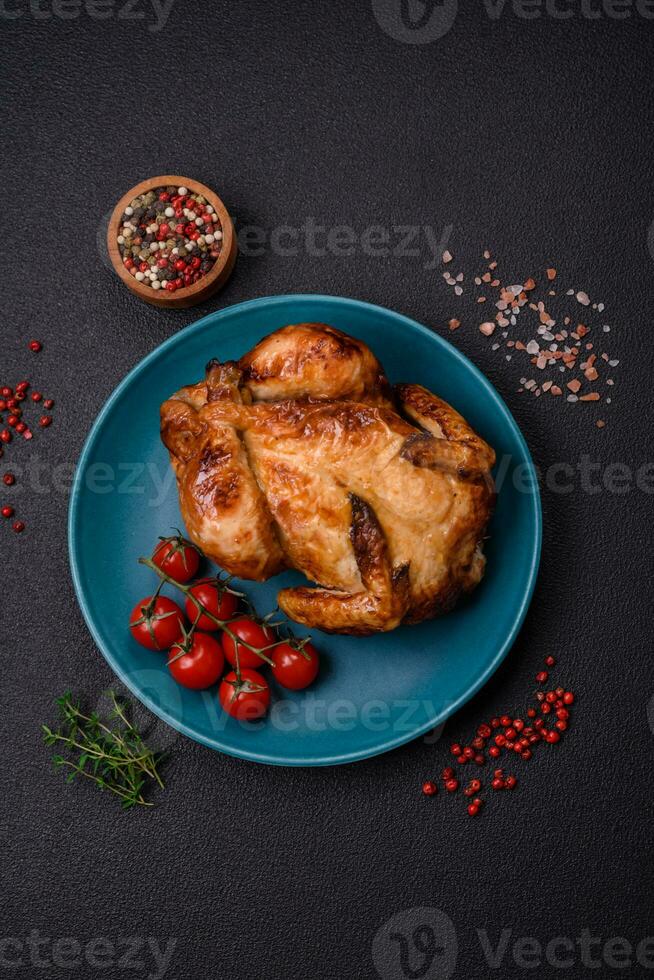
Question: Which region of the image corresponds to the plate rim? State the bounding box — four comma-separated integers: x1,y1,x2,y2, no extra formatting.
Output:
68,293,542,767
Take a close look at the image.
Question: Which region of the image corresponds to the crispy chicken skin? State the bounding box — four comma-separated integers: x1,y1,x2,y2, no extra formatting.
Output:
161,323,496,635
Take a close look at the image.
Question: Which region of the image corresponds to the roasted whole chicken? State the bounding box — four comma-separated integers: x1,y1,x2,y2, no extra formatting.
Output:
161,324,496,635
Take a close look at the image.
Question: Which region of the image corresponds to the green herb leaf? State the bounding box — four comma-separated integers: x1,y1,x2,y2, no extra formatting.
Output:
42,693,166,809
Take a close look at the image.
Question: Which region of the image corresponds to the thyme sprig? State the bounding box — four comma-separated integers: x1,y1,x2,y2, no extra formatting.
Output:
42,692,165,809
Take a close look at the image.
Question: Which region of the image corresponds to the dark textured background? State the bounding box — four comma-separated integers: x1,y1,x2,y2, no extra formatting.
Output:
2,2,653,978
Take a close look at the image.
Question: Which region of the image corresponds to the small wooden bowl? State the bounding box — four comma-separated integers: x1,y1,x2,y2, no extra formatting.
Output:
107,175,237,308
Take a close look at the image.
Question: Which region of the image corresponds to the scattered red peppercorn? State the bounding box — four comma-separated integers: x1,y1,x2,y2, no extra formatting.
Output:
424,659,576,821
422,780,437,797
1,354,57,539
43,399,54,409
28,340,42,352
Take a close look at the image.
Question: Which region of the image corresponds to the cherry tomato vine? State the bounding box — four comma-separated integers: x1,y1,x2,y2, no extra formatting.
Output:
131,532,319,718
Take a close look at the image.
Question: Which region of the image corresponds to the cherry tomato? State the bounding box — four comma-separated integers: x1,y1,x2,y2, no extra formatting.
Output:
219,669,270,721
168,632,224,689
152,535,200,583
222,618,275,670
185,579,238,630
129,596,185,651
271,642,320,690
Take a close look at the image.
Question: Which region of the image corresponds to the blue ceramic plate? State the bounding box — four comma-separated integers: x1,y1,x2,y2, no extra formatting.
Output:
69,295,541,766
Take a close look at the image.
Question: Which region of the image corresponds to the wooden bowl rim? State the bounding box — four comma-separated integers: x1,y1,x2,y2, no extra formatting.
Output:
107,174,235,304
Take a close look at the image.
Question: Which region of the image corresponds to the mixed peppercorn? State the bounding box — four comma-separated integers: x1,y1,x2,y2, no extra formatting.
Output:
117,185,223,293
1,340,53,533
422,654,575,817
